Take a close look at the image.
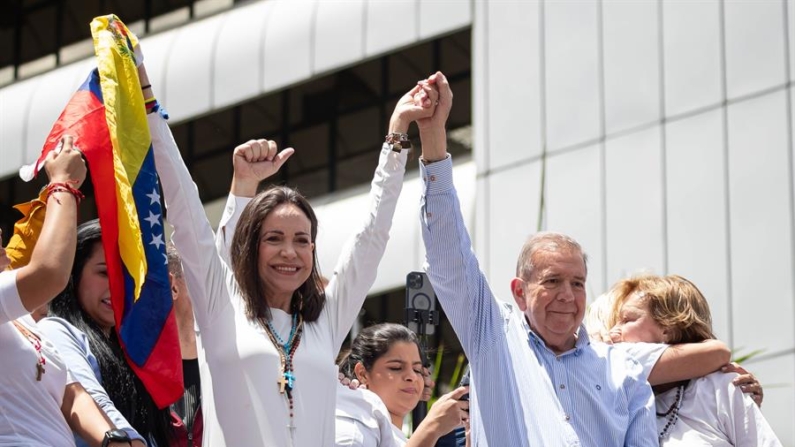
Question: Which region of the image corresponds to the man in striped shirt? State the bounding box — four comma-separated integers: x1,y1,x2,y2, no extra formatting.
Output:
416,72,657,447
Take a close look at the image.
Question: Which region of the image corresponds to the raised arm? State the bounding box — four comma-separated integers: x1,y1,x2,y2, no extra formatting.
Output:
139,63,232,329
324,81,439,351
417,72,504,358
13,137,85,314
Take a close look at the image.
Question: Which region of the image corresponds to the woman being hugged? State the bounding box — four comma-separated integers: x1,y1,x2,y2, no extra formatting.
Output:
607,275,781,446
143,59,437,446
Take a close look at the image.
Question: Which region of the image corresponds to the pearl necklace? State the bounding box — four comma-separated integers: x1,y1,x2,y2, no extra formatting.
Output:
656,383,686,442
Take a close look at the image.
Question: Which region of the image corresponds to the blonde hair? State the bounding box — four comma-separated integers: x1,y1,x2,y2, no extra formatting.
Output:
607,274,715,344
585,291,617,339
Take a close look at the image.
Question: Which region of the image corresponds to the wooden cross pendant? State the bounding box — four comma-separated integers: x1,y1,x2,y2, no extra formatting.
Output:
277,375,288,394
36,363,45,381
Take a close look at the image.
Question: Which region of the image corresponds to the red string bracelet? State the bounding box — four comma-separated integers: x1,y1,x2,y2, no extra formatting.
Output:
45,181,85,205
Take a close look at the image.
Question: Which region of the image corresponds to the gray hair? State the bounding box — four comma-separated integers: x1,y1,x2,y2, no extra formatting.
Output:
516,232,588,279
166,243,184,278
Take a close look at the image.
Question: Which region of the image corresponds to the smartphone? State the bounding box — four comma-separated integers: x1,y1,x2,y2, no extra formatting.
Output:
459,365,470,403
405,271,437,336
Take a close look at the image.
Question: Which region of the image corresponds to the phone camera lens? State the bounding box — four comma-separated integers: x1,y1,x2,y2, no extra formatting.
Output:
408,273,423,289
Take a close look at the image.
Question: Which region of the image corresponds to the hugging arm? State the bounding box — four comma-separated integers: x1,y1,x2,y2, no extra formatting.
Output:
648,339,731,385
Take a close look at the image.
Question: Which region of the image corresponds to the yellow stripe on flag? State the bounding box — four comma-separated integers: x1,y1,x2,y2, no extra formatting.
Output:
91,15,150,302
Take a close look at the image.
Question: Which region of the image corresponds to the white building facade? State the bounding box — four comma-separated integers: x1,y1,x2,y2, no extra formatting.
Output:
1,0,792,443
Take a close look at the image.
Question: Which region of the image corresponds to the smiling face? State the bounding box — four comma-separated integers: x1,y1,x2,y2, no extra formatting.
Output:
513,249,587,353
257,203,315,309
357,341,424,424
610,292,667,343
77,242,115,332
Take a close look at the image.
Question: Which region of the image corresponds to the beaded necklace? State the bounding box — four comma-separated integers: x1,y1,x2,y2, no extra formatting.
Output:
656,383,686,442
13,320,46,381
262,308,304,432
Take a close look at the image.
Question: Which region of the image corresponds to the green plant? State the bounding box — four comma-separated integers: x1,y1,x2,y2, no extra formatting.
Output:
732,347,765,364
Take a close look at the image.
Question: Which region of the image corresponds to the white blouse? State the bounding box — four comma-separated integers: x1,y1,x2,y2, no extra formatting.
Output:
656,372,782,447
150,112,407,447
335,387,406,447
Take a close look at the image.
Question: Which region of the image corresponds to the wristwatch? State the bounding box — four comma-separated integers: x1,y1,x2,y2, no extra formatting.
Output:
102,429,132,447
385,132,412,152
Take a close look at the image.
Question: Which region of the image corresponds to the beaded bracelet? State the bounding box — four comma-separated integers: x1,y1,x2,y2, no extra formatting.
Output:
145,96,159,114
44,181,85,205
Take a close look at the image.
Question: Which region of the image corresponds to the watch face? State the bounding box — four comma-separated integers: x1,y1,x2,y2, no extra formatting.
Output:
105,429,131,442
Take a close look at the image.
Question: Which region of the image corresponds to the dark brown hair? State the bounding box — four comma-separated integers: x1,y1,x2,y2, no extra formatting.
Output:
48,219,173,446
230,186,325,324
337,323,422,380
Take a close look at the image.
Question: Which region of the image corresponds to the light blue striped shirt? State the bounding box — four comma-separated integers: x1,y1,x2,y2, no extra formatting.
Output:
419,156,656,447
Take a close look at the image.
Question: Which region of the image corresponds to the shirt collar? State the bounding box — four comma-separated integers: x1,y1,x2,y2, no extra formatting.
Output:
523,317,590,357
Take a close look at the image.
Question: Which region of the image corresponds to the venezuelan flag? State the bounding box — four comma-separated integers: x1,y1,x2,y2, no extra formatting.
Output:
22,15,182,408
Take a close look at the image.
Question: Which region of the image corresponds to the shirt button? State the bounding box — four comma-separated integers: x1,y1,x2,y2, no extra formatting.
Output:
559,384,566,390
430,175,437,182
564,414,570,421
426,212,433,218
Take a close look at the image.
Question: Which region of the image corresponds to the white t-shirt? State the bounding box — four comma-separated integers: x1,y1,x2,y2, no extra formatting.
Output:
335,387,406,447
656,371,782,446
0,269,77,446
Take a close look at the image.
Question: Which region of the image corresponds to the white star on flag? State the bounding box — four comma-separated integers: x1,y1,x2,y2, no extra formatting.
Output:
149,233,165,250
144,210,161,228
146,188,161,206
